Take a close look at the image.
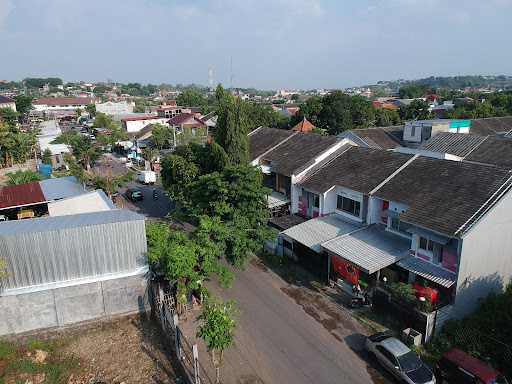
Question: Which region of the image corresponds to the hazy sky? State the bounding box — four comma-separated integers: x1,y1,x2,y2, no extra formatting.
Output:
1,0,511,89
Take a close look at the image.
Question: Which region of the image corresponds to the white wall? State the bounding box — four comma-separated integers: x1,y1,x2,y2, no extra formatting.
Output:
124,118,168,133
96,101,134,115
455,188,512,317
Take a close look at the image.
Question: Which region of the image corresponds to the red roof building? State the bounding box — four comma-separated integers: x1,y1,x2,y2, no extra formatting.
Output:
0,182,46,210
292,117,316,133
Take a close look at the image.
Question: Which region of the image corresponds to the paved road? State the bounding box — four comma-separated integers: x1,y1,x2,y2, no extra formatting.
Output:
200,260,392,384
118,181,174,219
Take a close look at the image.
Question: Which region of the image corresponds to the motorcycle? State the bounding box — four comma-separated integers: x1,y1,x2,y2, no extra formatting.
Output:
152,189,158,199
350,293,372,308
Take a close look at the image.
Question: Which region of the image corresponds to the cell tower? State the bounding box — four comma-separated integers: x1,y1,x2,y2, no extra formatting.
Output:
208,66,214,91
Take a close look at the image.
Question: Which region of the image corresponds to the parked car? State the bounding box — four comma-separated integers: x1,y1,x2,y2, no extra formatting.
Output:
0,215,8,222
366,332,436,384
125,188,143,202
435,348,509,384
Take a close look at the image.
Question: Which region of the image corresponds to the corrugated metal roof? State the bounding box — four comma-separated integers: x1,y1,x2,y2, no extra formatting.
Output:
0,210,147,291
322,225,410,274
39,176,86,201
0,209,143,236
0,182,46,209
397,256,456,288
282,215,360,252
267,192,289,209
48,190,114,217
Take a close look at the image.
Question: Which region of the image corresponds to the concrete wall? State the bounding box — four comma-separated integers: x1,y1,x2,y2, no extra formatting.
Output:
455,189,512,318
0,273,148,336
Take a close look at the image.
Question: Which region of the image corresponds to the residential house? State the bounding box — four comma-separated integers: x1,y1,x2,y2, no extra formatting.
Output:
402,119,471,145
37,120,71,169
339,127,401,150
121,115,169,133
279,147,414,279
277,147,512,328
371,157,512,319
291,117,316,133
168,113,208,143
96,100,135,115
0,95,16,111
251,129,348,215
33,97,95,113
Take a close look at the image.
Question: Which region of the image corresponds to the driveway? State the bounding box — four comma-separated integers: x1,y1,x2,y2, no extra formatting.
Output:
184,259,393,384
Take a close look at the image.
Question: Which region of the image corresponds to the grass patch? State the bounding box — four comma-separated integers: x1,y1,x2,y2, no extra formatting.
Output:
1,338,80,384
0,340,16,360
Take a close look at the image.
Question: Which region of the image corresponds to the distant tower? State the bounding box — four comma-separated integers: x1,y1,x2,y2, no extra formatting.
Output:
230,56,234,90
208,66,214,91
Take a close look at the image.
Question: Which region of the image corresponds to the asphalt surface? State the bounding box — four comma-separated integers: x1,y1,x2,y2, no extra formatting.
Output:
202,260,393,384
118,180,174,219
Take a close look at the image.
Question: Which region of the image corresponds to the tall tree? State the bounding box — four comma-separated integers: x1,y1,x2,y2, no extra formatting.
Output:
318,92,375,134
151,124,172,149
0,108,19,130
401,99,432,120
41,148,52,165
215,96,249,165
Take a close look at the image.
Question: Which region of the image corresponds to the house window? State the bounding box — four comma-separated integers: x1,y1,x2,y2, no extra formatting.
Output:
410,126,416,137
313,195,319,208
283,239,292,250
337,195,361,217
419,237,434,252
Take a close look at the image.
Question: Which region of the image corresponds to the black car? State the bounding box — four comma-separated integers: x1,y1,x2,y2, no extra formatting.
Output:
126,188,143,202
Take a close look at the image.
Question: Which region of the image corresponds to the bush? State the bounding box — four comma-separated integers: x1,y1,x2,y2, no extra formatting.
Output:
389,282,416,303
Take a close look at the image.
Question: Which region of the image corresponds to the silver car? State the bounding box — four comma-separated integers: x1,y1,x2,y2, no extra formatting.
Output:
366,332,436,384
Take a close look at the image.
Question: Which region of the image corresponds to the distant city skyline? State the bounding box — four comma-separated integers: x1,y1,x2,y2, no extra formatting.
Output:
1,0,511,89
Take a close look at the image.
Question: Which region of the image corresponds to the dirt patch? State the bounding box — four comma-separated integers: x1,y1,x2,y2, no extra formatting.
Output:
4,315,182,384
250,258,269,273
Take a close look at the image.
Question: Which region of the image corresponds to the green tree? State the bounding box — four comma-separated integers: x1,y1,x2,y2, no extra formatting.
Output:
41,148,52,165
375,108,401,127
177,88,206,107
245,102,289,130
0,108,19,130
215,96,249,165
161,154,199,205
401,99,432,120
290,95,323,127
85,103,96,117
197,297,237,383
6,170,42,185
53,132,99,170
151,124,172,149
14,95,33,117
318,92,375,134
398,84,430,99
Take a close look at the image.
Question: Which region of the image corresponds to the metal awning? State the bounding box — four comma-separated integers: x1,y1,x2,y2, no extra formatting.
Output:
282,215,360,252
397,256,456,288
322,225,410,274
267,192,290,209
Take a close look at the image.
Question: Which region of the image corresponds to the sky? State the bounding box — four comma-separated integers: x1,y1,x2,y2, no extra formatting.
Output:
1,0,511,89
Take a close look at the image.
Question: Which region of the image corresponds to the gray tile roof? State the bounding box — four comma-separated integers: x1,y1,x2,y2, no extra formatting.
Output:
373,156,512,237
299,146,413,194
349,127,401,150
397,256,456,288
39,176,86,201
248,127,296,161
268,214,307,231
420,132,486,157
282,215,361,252
261,133,341,176
470,116,512,135
323,225,410,274
0,209,144,236
464,136,512,169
